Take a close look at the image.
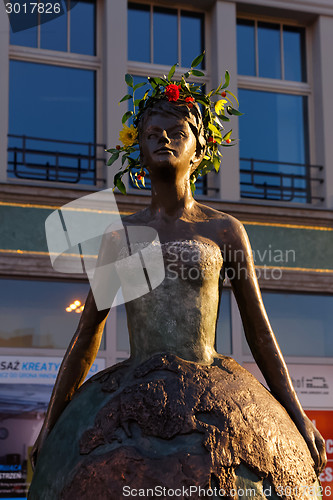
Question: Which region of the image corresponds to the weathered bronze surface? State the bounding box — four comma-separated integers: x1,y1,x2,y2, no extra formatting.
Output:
29,99,326,498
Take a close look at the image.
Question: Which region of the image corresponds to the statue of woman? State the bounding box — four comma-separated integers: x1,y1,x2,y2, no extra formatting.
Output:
29,92,326,499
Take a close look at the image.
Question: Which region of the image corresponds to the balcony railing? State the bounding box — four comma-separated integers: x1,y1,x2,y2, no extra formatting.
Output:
7,134,106,185
240,157,324,203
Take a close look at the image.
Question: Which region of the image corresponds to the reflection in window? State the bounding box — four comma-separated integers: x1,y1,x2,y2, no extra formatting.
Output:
181,12,204,69
216,289,232,355
40,8,67,51
237,19,256,77
128,3,150,63
10,0,96,55
154,7,178,65
242,292,333,357
239,89,309,202
116,304,130,353
128,4,204,68
237,19,306,82
0,279,104,349
283,27,306,82
8,61,96,184
258,22,281,79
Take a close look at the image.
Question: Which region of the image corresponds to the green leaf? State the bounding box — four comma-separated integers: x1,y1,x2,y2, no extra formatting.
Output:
208,123,222,138
125,74,133,88
213,115,225,129
218,114,230,122
168,63,178,81
121,154,128,166
221,70,230,90
155,77,166,85
226,90,239,106
191,69,205,77
107,152,120,166
133,81,147,91
223,130,232,141
227,106,243,116
119,94,132,103
115,177,127,194
134,99,141,106
191,52,205,69
122,110,133,124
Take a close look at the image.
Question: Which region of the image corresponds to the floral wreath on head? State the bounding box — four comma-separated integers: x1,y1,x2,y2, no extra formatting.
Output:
106,52,242,194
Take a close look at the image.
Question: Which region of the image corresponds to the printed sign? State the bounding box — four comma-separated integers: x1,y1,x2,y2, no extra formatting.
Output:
243,362,333,409
0,356,105,385
306,410,333,500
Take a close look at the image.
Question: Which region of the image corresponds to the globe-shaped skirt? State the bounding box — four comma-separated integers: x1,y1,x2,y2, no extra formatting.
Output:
28,354,319,500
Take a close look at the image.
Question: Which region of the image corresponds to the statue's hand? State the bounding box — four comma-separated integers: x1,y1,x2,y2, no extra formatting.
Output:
29,424,50,471
297,415,327,474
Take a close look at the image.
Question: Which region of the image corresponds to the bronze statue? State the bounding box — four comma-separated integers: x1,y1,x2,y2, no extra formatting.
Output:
29,96,326,499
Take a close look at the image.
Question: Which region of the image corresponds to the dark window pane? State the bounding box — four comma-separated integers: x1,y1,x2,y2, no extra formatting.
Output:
9,61,96,184
283,26,306,82
40,8,67,51
128,3,150,63
181,12,204,69
237,19,256,76
238,89,308,202
153,7,178,65
258,22,281,79
70,0,96,55
243,293,333,357
0,279,95,349
10,16,38,47
216,289,232,355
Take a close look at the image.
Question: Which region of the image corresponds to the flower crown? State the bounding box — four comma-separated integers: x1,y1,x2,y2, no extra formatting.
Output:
106,52,242,194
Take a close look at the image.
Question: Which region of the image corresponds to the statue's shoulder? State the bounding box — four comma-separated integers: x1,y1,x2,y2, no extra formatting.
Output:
195,202,244,229
120,207,151,225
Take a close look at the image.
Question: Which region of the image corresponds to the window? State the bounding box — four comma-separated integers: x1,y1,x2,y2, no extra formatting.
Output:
127,3,209,195
8,1,104,186
10,0,95,55
237,18,322,204
128,3,204,68
242,292,333,358
0,279,104,349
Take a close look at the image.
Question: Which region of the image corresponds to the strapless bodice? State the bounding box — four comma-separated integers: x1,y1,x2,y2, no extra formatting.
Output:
122,240,224,364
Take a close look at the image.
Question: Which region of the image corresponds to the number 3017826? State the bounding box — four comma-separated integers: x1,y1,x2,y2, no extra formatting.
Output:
6,3,61,14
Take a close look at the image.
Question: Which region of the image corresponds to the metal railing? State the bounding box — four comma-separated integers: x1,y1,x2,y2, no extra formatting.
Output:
240,157,324,203
7,134,106,185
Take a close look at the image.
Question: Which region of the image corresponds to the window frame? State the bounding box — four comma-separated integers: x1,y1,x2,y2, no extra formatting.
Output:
126,1,219,198
236,13,319,206
7,0,104,189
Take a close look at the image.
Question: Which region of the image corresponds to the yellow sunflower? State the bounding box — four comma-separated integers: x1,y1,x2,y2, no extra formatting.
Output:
119,124,138,147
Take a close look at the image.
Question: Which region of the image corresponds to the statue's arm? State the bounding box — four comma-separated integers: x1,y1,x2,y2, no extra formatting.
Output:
222,215,327,473
31,229,122,468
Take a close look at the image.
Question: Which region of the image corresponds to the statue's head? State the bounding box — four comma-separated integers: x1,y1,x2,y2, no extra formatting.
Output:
137,98,206,175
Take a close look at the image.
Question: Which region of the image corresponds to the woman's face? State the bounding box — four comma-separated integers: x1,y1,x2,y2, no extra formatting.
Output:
140,111,198,177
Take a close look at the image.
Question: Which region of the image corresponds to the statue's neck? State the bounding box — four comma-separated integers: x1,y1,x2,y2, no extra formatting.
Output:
150,177,194,218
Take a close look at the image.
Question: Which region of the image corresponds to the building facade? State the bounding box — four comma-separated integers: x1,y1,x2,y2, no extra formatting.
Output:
0,0,333,497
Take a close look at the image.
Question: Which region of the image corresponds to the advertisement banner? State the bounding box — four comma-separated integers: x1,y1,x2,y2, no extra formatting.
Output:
0,356,106,385
306,410,333,500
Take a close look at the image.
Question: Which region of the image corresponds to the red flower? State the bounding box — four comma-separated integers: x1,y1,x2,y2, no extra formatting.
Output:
165,84,180,102
221,91,227,97
185,96,195,108
208,137,216,143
